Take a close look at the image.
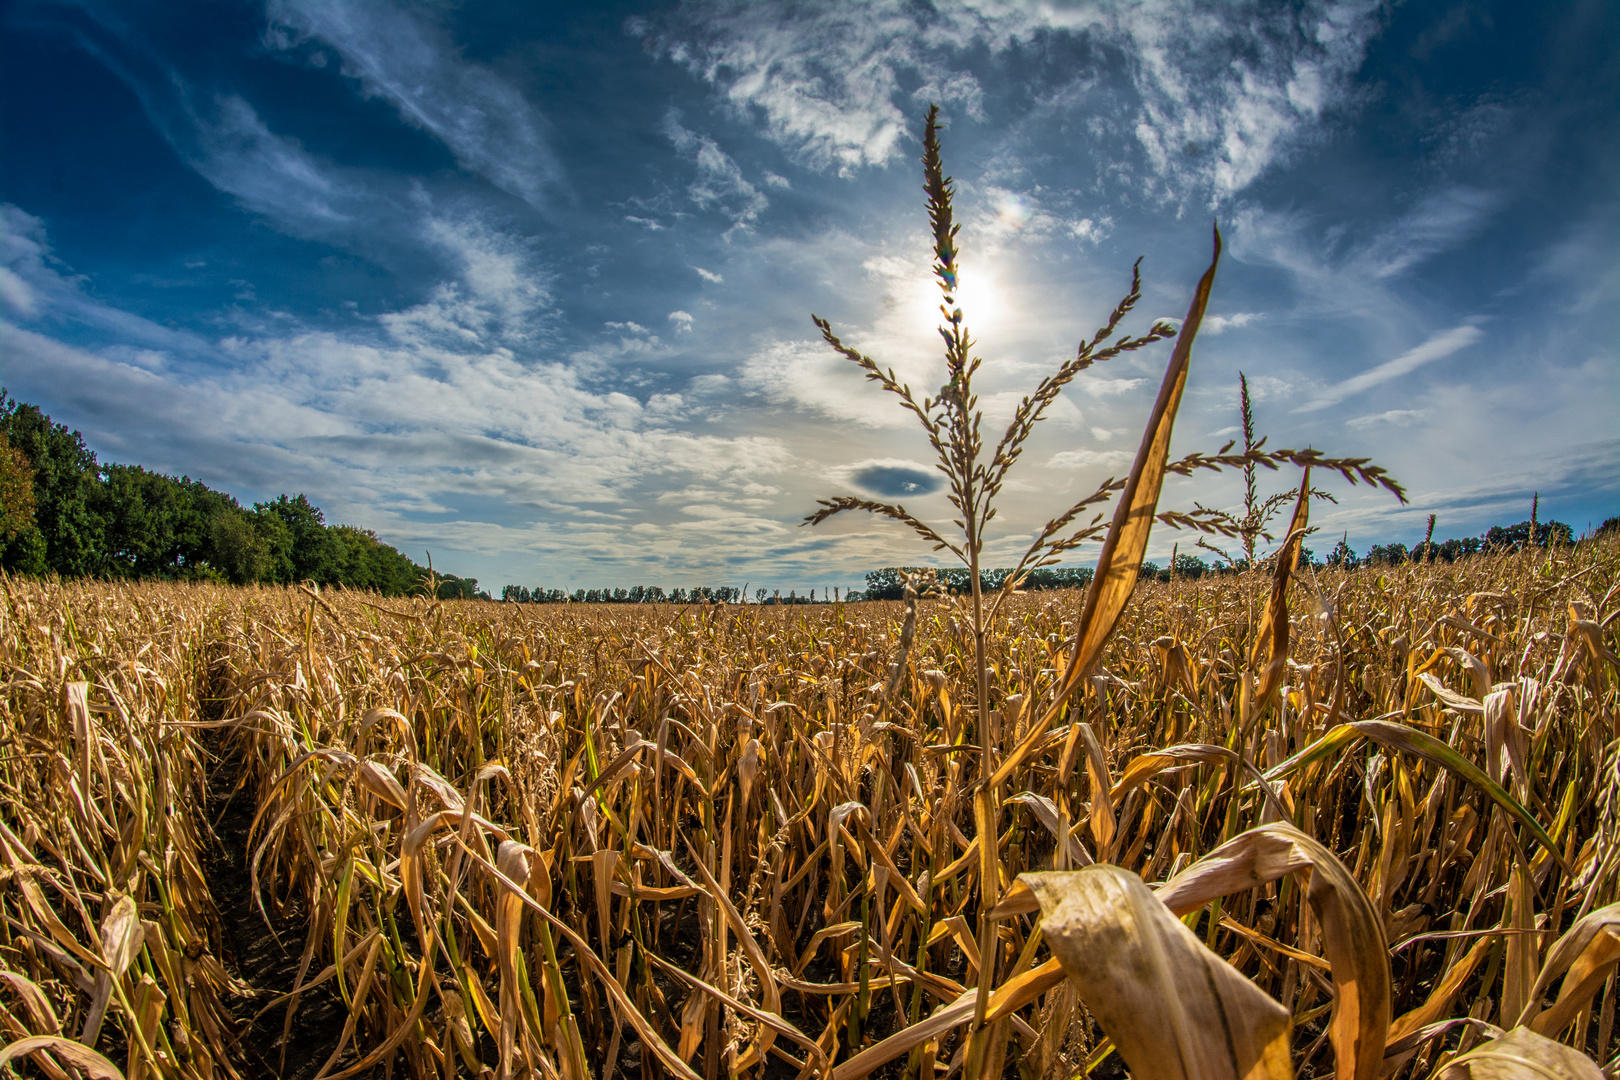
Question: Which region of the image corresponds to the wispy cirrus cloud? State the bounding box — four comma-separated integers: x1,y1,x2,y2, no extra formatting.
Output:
265,0,564,210
1346,408,1428,429
1298,323,1484,412
56,13,375,241
662,111,769,227
639,0,1384,200
1355,186,1506,279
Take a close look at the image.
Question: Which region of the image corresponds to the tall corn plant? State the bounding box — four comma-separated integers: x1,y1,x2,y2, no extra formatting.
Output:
807,105,1402,770
806,104,1222,1076
803,106,1523,1080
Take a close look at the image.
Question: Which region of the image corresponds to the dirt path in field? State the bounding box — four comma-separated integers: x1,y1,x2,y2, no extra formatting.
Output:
202,739,369,1080
196,647,369,1080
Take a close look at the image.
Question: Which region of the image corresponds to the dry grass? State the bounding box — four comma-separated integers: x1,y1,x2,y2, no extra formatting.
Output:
0,537,1615,1078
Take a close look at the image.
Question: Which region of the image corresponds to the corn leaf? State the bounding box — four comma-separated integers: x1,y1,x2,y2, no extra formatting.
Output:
1025,864,1292,1080
1435,1026,1602,1079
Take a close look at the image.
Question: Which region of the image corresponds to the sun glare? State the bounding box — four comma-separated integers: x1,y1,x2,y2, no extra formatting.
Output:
908,261,1006,345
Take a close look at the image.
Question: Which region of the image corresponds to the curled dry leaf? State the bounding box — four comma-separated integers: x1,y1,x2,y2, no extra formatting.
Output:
1521,901,1620,1038
1112,743,1290,822
1155,823,1390,1080
1435,1026,1602,1079
1025,864,1292,1080
0,1035,125,1079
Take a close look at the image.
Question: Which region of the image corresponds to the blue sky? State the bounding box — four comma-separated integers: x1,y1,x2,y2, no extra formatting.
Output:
2,0,1615,592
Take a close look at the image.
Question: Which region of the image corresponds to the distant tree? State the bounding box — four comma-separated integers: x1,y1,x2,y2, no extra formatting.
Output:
1365,542,1409,565
756,588,766,603
255,494,341,584
93,465,192,578
1485,519,1574,551
436,575,482,600
210,510,270,584
1171,553,1209,579
0,395,439,590
0,433,38,546
1014,567,1093,591
865,567,936,600
326,525,422,595
0,394,102,576
1435,537,1481,561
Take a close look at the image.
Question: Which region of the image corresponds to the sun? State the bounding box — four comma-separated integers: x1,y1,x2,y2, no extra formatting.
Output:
907,260,1006,345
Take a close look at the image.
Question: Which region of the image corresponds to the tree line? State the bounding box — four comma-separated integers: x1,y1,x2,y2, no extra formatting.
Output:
0,394,481,598
856,512,1608,600
498,508,1612,607
500,585,747,605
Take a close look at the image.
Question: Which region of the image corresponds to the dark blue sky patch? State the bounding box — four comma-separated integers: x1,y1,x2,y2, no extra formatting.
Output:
851,465,942,498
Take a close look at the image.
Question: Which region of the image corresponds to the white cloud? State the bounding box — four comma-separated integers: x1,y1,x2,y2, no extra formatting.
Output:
693,265,724,283
1045,448,1134,470
639,3,981,175
414,212,549,330
1299,324,1484,411
644,1,1383,198
1080,377,1146,398
266,0,563,208
663,112,769,226
668,310,694,332
1068,217,1113,244
1346,408,1428,429
0,267,36,316
1202,312,1262,334
740,338,913,428
1357,187,1505,279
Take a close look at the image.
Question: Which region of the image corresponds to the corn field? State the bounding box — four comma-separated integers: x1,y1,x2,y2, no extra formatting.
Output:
4,102,1619,1080
0,535,1617,1079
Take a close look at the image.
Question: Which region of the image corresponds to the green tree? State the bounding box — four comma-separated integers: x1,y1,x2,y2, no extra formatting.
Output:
93,464,192,578
436,575,482,600
254,494,339,583
0,394,103,576
0,395,457,591
209,509,270,584
326,525,425,596
0,434,37,542
0,432,44,574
